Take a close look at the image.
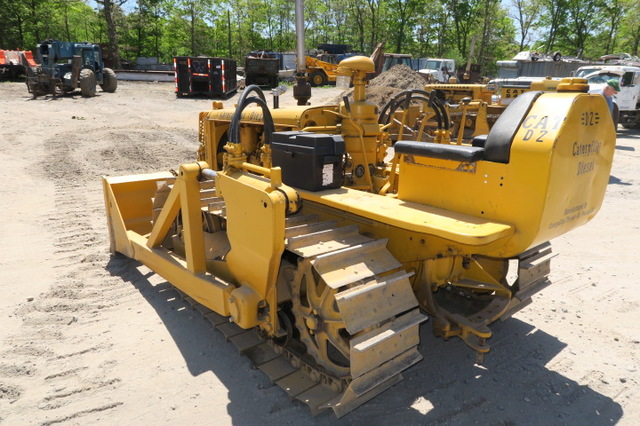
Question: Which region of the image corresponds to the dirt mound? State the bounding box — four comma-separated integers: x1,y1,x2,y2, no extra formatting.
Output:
332,64,427,108
368,64,427,90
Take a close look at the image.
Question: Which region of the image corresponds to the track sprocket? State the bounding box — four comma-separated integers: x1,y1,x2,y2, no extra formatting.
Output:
289,257,351,378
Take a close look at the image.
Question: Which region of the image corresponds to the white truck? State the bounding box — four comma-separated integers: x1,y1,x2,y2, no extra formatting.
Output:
419,58,457,83
575,64,640,129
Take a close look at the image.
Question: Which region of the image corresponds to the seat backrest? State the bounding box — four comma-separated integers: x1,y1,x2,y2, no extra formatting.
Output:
484,90,543,163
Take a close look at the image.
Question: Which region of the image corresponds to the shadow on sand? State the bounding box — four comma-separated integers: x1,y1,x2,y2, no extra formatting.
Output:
616,127,640,140
107,256,623,425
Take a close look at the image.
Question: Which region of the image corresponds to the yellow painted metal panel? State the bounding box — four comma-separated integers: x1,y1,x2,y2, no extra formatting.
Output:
393,92,615,257
129,231,234,316
103,172,174,256
350,309,424,378
216,170,287,299
146,179,180,248
536,94,615,242
200,105,339,129
104,170,234,317
298,188,514,246
311,239,401,289
178,164,207,274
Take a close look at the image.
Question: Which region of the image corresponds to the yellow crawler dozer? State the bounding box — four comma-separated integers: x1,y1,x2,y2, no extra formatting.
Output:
103,56,615,417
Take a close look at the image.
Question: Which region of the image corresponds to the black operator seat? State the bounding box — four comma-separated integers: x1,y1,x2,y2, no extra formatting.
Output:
475,90,544,163
393,140,485,162
394,90,544,163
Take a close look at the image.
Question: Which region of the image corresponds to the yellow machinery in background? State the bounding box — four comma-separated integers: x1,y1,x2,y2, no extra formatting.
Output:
305,55,340,86
377,85,499,145
382,77,565,146
103,56,615,417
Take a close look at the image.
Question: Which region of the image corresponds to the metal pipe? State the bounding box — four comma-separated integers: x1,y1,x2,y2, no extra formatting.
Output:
300,125,339,132
293,0,311,105
202,169,217,180
295,0,305,75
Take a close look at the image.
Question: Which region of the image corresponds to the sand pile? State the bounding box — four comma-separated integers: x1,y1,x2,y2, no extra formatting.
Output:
368,64,427,90
332,64,427,108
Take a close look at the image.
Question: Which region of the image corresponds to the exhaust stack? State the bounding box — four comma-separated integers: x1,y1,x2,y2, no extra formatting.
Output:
293,0,311,105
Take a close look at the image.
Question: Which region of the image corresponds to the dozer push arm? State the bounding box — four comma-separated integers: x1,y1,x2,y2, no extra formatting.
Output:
103,159,301,333
103,164,235,315
217,164,299,332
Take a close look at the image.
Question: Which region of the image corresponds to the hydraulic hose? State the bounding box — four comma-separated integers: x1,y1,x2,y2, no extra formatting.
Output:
431,93,450,131
238,84,267,104
414,89,449,130
229,85,267,142
379,89,429,124
229,88,275,147
379,89,450,131
426,90,444,131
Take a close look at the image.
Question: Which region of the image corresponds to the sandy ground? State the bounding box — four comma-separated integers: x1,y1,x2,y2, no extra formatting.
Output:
0,80,638,425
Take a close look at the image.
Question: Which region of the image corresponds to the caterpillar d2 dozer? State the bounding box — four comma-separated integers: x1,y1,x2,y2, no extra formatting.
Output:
103,56,615,417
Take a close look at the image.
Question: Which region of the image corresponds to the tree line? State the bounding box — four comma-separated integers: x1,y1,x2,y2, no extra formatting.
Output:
1,0,639,76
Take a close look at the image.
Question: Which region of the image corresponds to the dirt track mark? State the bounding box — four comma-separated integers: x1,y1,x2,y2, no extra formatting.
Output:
0,364,36,378
51,345,109,361
0,127,127,423
433,396,489,423
3,341,54,358
0,383,22,400
44,126,196,184
44,367,89,381
40,402,125,426
41,378,122,405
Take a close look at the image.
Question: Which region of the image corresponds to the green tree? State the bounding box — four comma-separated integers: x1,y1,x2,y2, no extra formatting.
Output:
600,0,627,54
387,0,419,53
475,2,516,75
618,0,640,54
95,0,127,68
539,0,568,54
4,0,624,76
443,0,481,59
408,2,451,58
510,0,541,51
563,0,603,57
366,0,382,53
0,0,30,48
348,0,367,52
127,0,169,59
330,0,350,45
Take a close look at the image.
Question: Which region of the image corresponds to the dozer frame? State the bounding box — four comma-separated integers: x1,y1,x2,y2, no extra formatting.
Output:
103,56,615,417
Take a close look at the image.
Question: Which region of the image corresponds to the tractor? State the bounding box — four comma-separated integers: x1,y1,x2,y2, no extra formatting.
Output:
22,39,117,98
103,56,615,417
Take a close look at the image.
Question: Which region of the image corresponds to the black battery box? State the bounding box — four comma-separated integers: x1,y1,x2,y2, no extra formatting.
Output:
271,131,345,191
